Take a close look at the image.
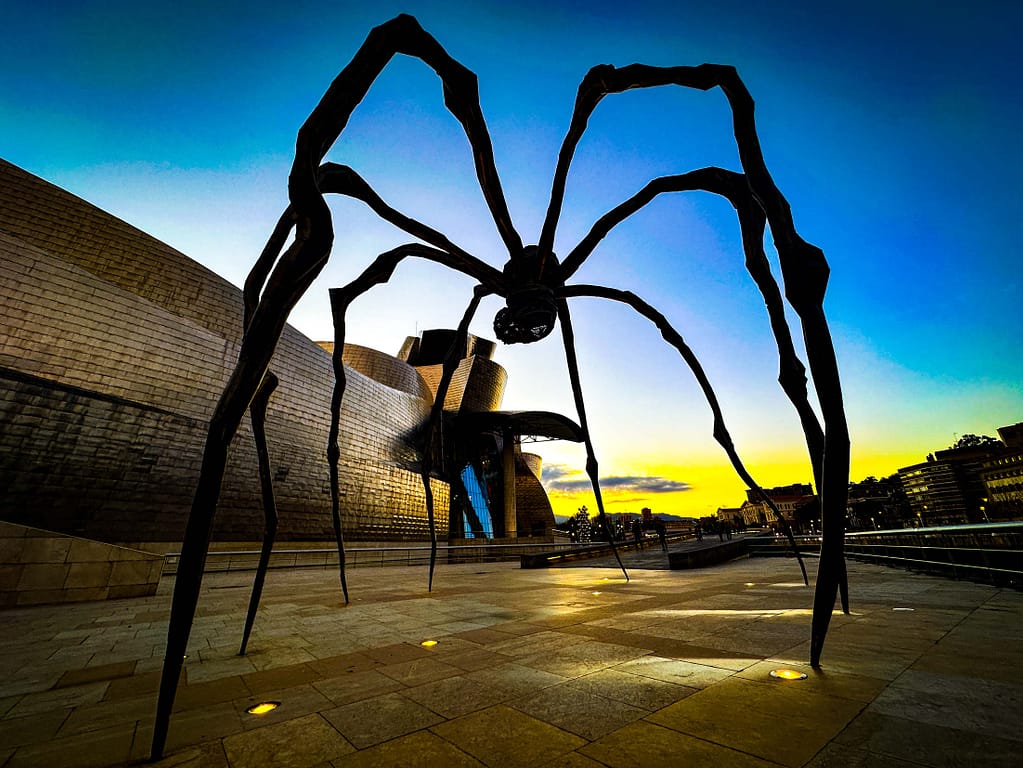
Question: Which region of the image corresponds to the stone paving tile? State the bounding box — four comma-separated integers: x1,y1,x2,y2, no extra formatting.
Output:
464,661,569,697
377,655,463,687
330,730,484,767
647,677,866,768
0,696,19,718
171,676,250,712
305,651,380,679
4,721,135,768
510,684,648,740
435,646,515,672
449,626,523,645
56,660,136,688
519,638,651,678
0,558,1020,767
146,738,230,767
431,704,585,767
222,712,354,767
563,667,697,711
58,692,155,737
614,656,735,689
104,668,178,702
139,701,246,754
867,668,1023,741
538,751,608,768
322,691,443,749
0,670,62,699
803,743,922,767
581,719,778,767
486,620,547,636
311,669,404,706
402,675,512,718
832,710,1022,767
0,709,69,751
186,650,258,683
361,642,433,665
911,641,1023,684
486,630,583,658
239,662,322,694
5,679,109,718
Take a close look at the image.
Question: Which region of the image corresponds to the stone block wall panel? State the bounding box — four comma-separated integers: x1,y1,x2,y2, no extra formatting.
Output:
0,521,164,607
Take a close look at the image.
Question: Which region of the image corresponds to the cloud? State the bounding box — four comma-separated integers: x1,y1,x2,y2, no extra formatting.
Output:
542,464,690,495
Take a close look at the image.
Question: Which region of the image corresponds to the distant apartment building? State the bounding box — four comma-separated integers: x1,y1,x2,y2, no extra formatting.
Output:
741,483,817,532
980,422,1023,519
899,423,1023,525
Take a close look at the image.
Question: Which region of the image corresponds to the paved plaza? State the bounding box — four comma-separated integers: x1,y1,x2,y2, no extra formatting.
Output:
0,549,1020,767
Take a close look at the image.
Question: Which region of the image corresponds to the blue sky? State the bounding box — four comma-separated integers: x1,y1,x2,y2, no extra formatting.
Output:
3,0,1020,517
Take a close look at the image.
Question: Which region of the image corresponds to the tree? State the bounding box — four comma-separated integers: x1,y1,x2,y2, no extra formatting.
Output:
951,434,1001,449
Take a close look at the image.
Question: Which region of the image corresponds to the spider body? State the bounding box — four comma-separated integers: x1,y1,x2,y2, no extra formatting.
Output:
494,246,563,343
151,14,850,759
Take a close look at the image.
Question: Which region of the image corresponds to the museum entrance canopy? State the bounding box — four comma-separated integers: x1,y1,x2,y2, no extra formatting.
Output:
450,410,585,443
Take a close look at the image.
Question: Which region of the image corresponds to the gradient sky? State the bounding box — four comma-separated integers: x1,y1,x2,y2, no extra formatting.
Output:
3,0,1020,520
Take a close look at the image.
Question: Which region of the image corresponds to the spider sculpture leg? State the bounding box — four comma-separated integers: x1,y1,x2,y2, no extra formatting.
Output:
563,168,826,488
327,246,498,591
152,16,522,758
544,64,850,665
555,300,629,581
561,284,809,583
416,288,490,588
238,371,280,655
561,166,826,582
325,326,352,603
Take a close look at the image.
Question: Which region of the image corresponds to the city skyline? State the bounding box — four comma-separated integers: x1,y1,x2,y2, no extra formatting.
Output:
4,1,1020,520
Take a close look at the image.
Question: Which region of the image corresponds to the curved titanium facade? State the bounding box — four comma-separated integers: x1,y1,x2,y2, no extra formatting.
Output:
0,159,566,546
0,159,448,543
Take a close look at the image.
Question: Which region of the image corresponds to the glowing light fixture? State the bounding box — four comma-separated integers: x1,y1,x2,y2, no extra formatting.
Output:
892,607,915,612
770,668,807,681
744,583,756,587
592,591,602,596
421,640,438,648
246,701,280,715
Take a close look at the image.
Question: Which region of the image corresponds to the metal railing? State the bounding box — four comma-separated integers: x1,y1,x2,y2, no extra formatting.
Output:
844,522,1023,587
162,541,581,575
744,535,822,558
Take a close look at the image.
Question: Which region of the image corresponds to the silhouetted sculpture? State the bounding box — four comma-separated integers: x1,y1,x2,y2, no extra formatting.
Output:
151,14,849,759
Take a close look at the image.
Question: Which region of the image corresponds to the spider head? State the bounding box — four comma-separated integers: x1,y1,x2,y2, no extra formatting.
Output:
493,245,562,344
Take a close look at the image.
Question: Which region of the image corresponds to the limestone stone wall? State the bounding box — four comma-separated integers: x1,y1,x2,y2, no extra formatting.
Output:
0,521,164,607
0,159,448,543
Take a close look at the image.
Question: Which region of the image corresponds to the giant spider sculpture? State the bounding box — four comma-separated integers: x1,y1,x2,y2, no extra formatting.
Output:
151,14,850,759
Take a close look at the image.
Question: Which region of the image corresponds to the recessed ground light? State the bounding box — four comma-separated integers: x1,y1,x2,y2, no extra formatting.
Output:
591,591,602,596
744,583,756,587
246,701,280,715
893,607,915,612
420,640,438,648
769,669,807,681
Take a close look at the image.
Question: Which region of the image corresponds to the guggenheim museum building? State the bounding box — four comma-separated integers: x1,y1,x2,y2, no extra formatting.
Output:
0,158,578,550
